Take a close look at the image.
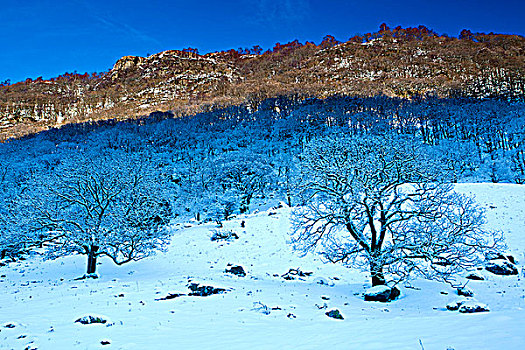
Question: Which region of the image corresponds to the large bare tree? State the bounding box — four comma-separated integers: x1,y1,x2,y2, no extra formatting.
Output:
293,134,502,287
33,151,172,276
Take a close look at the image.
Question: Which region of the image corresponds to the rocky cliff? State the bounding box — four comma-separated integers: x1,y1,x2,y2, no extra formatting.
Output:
1,29,524,140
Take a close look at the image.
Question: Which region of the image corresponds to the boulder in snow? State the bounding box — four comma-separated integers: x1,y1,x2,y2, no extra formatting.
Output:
446,298,489,313
325,309,344,320
364,285,400,302
74,273,99,280
457,286,474,297
485,259,518,275
446,296,471,311
458,301,490,313
466,272,485,281
75,315,108,325
225,265,246,277
446,299,465,311
187,283,227,296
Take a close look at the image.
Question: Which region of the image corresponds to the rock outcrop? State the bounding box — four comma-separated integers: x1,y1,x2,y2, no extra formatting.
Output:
1,29,524,140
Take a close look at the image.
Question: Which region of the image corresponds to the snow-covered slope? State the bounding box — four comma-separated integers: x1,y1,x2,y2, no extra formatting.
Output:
1,184,524,350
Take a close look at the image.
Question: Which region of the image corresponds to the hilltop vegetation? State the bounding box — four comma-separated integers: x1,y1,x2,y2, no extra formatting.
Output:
1,24,524,140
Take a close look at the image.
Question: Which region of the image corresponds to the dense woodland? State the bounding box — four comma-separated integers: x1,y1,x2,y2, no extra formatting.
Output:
1,95,523,270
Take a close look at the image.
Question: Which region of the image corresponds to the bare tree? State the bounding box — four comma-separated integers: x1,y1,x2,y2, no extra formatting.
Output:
33,151,172,276
292,134,502,287
211,151,273,214
0,188,28,260
0,165,44,261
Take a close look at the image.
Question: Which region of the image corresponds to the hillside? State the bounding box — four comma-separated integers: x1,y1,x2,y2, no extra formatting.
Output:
0,183,523,349
1,26,524,140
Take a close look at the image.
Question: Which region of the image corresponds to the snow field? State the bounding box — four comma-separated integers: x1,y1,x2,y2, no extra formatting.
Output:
1,184,524,349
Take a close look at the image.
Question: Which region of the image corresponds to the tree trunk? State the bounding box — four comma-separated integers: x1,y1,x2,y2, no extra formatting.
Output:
1,249,6,260
86,245,99,275
240,196,250,213
370,260,386,286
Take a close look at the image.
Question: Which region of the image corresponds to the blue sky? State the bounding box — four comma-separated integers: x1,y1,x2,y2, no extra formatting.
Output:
1,0,524,83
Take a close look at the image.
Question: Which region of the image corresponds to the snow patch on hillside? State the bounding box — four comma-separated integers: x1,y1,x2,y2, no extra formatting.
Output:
0,184,524,349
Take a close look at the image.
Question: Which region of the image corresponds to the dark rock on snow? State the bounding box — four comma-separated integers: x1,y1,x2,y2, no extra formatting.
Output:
225,265,246,277
447,299,489,313
446,300,464,311
187,283,226,296
75,315,107,325
364,286,400,302
157,283,228,300
457,287,474,297
325,309,344,320
459,301,490,313
156,293,186,301
485,259,518,275
74,273,99,280
466,272,485,281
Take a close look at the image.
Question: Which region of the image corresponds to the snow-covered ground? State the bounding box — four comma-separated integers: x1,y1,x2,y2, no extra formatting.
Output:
1,184,524,350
